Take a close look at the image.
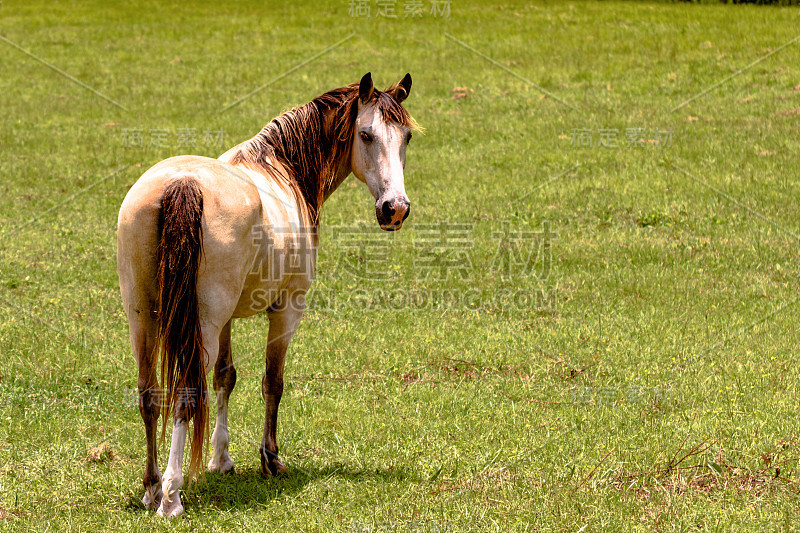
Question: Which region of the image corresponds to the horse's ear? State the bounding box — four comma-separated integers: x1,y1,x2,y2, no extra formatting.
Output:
388,73,412,103
359,72,374,104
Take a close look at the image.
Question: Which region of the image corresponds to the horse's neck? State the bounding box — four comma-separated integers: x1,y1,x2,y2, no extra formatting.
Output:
288,114,352,206
221,103,354,218
322,160,352,201
262,136,351,208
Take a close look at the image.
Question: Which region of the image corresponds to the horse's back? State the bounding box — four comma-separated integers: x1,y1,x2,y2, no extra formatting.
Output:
117,155,263,322
119,155,261,224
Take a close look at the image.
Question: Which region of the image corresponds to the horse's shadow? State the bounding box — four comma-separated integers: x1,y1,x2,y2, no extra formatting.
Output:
173,463,421,512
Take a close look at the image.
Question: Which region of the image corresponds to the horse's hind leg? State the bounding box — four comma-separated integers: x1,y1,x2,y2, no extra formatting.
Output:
129,313,162,509
208,319,236,474
157,323,221,518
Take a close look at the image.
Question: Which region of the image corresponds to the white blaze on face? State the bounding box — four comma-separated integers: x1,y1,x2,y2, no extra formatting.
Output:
351,100,412,230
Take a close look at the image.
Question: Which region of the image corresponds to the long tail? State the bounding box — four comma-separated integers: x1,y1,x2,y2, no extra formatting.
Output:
156,176,207,480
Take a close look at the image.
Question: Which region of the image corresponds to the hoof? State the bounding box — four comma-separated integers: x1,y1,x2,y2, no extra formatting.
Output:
207,453,235,475
208,463,236,475
261,457,287,477
156,495,184,518
260,446,287,477
158,472,184,518
141,485,163,509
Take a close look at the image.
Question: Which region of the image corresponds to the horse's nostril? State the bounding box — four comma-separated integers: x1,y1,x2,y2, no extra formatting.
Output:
402,205,410,221
381,201,395,221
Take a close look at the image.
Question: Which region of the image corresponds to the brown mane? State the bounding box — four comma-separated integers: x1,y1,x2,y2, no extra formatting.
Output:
229,82,415,225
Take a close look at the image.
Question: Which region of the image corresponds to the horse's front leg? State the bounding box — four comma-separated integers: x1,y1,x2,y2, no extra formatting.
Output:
260,296,304,476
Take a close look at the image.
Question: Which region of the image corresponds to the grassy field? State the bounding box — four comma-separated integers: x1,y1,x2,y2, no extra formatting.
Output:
2,0,800,531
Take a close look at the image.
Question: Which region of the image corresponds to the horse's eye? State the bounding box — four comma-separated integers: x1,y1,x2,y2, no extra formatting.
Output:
406,132,412,144
359,131,373,143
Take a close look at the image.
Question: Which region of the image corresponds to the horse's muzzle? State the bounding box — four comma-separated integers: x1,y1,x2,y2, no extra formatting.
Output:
377,196,410,231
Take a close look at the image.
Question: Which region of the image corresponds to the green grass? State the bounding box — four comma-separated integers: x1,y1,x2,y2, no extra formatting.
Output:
2,0,800,531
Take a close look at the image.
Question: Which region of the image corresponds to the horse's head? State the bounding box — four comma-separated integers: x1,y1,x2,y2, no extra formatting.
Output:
350,72,414,231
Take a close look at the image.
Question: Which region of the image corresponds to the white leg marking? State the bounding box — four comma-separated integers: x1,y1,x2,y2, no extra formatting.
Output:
208,392,234,473
157,420,186,518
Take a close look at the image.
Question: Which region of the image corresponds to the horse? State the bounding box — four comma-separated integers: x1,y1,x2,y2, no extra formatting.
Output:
116,72,416,517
